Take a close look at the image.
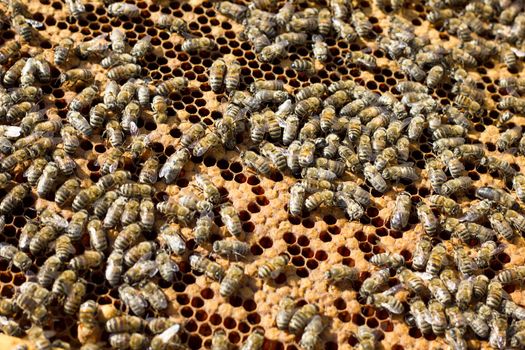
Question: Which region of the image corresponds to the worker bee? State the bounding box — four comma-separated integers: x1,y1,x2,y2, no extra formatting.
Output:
258,254,289,280
463,310,489,339
212,240,248,260
0,41,21,64
288,183,306,216
140,281,168,311
440,176,473,196
155,13,189,36
219,263,244,298
86,218,107,253
363,163,388,193
102,52,139,68
241,150,271,176
208,58,227,93
489,212,515,241
36,162,59,197
155,250,179,283
52,149,76,176
189,254,225,281
399,58,426,81
70,85,98,112
100,147,123,174
108,2,139,17
222,60,242,93
476,186,516,208
489,315,508,349
158,148,189,184
425,300,446,335
91,191,117,219
12,15,43,43
291,59,315,75
311,35,328,62
506,209,525,233
3,58,26,86
114,224,142,251
120,100,140,135
124,259,158,284
305,190,334,211
299,315,325,350
347,51,377,70
357,268,389,297
425,159,446,194
0,183,30,214
259,40,289,63
105,315,145,334
368,291,404,315
428,277,452,305
192,131,221,157
499,96,525,113
63,280,86,315
105,249,123,287
106,63,141,82
157,224,185,255
53,38,74,66
53,234,75,262
59,125,80,155
22,157,45,186
157,200,193,223
412,235,432,271
480,156,516,179
63,210,88,242
513,173,525,202
0,243,32,271
390,192,412,230
181,37,216,52
119,284,147,316
130,34,152,58
67,111,92,137
69,250,104,271
103,196,127,228
324,264,359,287
211,329,231,350
370,252,405,269
409,299,432,334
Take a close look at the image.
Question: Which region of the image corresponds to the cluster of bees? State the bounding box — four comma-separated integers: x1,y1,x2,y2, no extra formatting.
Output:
0,0,520,348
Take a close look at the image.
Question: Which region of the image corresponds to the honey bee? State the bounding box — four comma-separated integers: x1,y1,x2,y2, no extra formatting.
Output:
258,253,289,280
220,263,244,297
91,191,117,219
408,299,432,335
155,14,189,36
364,163,388,193
101,147,123,174
23,157,46,186
459,199,492,223
107,63,141,82
69,250,104,271
108,2,140,17
119,284,147,316
157,200,193,223
78,300,98,333
251,80,285,93
193,131,221,157
324,264,359,285
489,315,508,349
222,60,242,94
367,291,404,315
0,183,30,214
299,315,325,350
513,173,525,202
211,329,231,350
53,234,75,262
305,190,334,211
64,280,86,315
440,176,473,196
480,156,517,178
291,59,315,75
311,35,328,63
86,218,107,253
3,58,26,86
114,224,142,251
103,196,127,228
156,250,179,283
130,35,152,58
158,148,188,183
347,51,377,70
124,260,158,284
60,126,80,155
189,254,225,281
258,40,288,63
181,37,216,53
0,41,21,64
0,243,31,271
241,150,271,176
5,101,33,123
506,209,525,233
370,252,405,269
192,212,213,246
158,224,185,255
67,111,92,137
12,15,43,43
499,96,525,113
53,149,76,176
64,210,88,242
140,281,168,311
105,249,124,287
288,183,305,216
70,85,98,112
476,186,516,209
136,198,155,232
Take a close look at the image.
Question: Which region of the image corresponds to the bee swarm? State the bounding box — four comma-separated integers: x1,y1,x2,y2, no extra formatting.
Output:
0,0,523,349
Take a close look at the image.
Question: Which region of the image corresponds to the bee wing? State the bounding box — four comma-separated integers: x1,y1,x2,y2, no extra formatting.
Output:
382,283,405,296
511,47,525,58
157,323,181,343
1,125,22,138
129,122,139,136
25,18,44,29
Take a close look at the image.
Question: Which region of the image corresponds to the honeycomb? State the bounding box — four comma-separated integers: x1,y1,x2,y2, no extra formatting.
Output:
0,0,523,348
